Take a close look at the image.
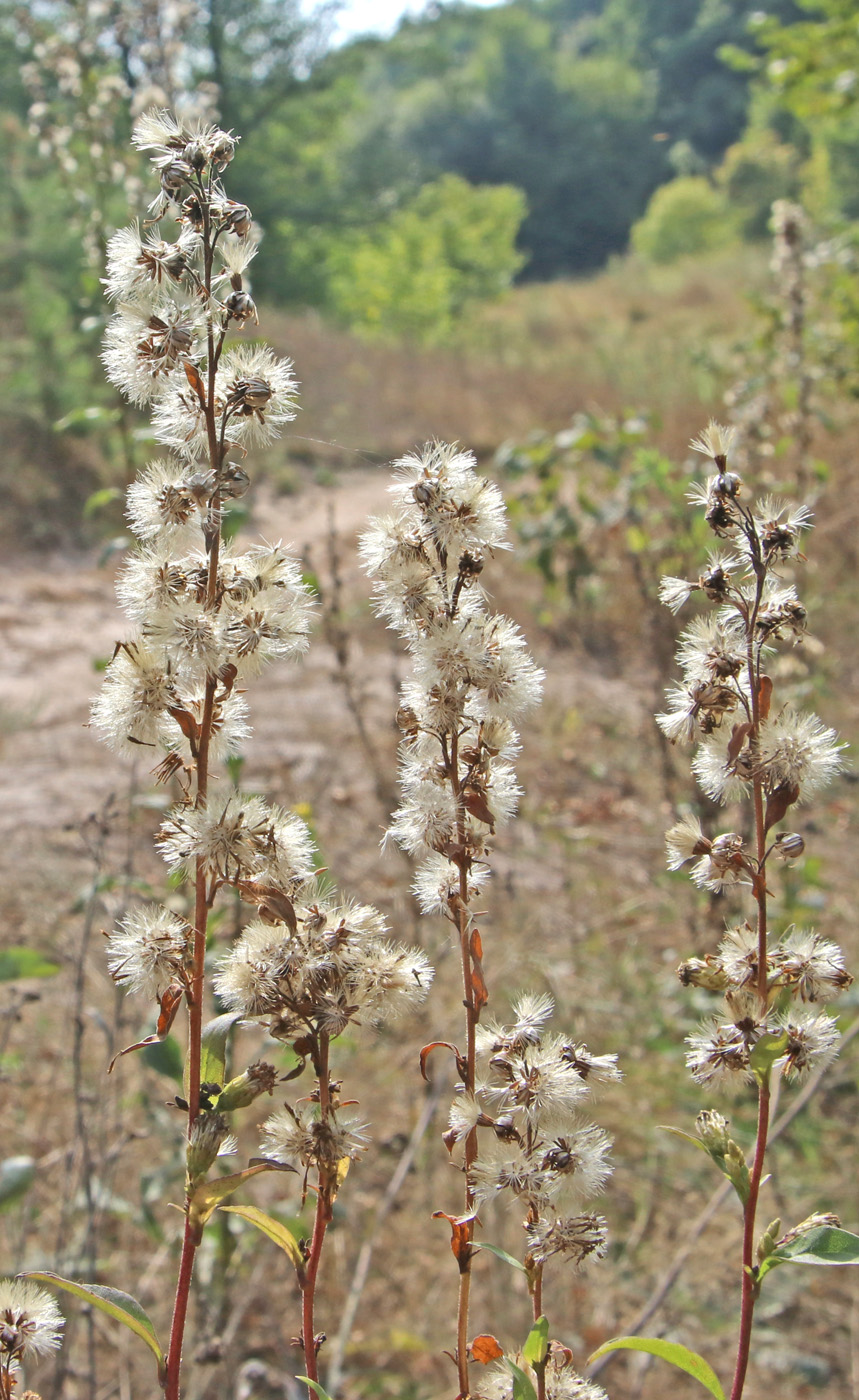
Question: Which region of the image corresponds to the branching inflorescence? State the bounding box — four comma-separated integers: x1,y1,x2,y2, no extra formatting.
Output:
85,110,433,1398
362,445,617,1400
656,421,854,1400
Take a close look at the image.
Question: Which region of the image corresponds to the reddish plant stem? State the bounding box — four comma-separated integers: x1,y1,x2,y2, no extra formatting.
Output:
450,728,479,1398
301,1034,333,1384
164,203,223,1395
532,1263,547,1400
727,558,772,1400
164,1214,199,1400
729,1079,771,1400
742,560,767,1003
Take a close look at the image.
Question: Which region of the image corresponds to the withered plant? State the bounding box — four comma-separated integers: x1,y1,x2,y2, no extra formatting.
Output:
595,421,859,1398
23,109,431,1400
362,445,619,1400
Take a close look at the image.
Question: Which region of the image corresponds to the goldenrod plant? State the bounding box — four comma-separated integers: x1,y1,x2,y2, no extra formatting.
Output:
25,109,432,1400
362,445,619,1400
592,422,859,1400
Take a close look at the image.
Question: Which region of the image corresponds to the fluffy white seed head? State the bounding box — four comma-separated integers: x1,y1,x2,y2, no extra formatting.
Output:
0,1279,64,1363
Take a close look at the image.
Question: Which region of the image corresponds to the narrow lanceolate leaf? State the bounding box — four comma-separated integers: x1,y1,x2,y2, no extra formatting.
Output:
522,1316,549,1366
473,1242,528,1273
24,1272,165,1380
298,1378,335,1400
660,1126,709,1154
187,1161,296,1240
506,1358,539,1400
587,1337,725,1400
759,1226,859,1282
219,1205,306,1283
198,1012,244,1092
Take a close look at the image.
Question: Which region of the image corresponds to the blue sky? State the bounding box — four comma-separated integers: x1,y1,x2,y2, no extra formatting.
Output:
325,0,502,44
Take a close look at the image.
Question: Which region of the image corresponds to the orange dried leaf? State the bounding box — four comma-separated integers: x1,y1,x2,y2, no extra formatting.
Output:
183,360,207,408
108,985,184,1072
432,1210,475,1271
764,781,800,834
472,1335,504,1364
419,1041,462,1083
727,722,753,765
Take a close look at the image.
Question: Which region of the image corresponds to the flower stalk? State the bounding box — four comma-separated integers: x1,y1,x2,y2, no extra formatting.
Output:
659,420,853,1398
92,109,432,1399
363,447,616,1400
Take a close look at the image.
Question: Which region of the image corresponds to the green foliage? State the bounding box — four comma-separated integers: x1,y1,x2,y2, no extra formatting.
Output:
498,410,709,619
588,1336,726,1399
0,946,60,980
716,128,802,237
742,0,859,221
219,1204,306,1275
25,1272,166,1380
522,1316,549,1366
472,1241,528,1272
632,177,739,263
326,174,526,344
390,11,665,277
506,1360,539,1400
757,1224,859,1282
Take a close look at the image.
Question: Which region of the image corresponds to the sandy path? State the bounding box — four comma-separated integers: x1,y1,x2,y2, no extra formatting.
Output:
0,468,395,929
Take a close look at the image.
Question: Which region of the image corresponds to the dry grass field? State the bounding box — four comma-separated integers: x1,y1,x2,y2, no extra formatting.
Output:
1,249,858,1400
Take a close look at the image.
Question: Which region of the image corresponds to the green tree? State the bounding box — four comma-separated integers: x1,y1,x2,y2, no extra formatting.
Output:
374,6,664,276
631,176,739,263
326,173,526,344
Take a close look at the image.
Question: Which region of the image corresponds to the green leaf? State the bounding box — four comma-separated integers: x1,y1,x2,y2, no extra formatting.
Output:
759,1226,859,1282
187,1161,295,1239
587,1337,725,1399
298,1379,334,1400
219,1204,306,1277
506,1359,538,1400
660,1125,709,1154
0,946,60,981
25,1272,164,1380
473,1242,528,1273
197,1012,244,1093
0,1156,35,1209
522,1316,549,1366
749,1031,789,1082
141,1034,184,1083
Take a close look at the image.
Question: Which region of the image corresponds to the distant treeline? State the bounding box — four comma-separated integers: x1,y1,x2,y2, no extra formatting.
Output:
202,0,806,295
2,0,859,370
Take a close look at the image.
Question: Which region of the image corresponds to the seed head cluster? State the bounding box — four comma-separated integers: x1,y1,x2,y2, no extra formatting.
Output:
362,444,543,900
92,111,432,1192
364,450,617,1389
659,424,852,1090
458,993,617,1250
